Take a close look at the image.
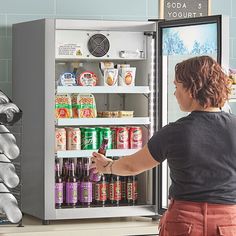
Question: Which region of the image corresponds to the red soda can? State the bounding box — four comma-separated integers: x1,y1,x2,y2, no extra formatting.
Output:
66,127,81,150
129,126,142,149
116,127,129,149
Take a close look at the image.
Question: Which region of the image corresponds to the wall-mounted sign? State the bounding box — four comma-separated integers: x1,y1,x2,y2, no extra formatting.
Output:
160,0,211,20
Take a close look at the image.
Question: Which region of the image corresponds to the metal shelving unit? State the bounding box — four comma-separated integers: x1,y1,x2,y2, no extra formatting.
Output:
0,114,23,227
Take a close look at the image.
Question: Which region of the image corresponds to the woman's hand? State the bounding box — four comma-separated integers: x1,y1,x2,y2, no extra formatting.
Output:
90,152,113,174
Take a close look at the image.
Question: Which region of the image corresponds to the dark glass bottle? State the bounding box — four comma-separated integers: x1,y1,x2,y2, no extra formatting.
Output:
114,175,121,206
55,159,63,208
95,174,107,207
127,175,134,205
108,174,115,205
127,175,138,205
133,175,138,205
98,138,108,155
76,158,83,205
62,158,68,205
109,174,121,206
80,158,93,207
66,159,78,208
121,176,127,204
89,138,108,182
112,157,121,206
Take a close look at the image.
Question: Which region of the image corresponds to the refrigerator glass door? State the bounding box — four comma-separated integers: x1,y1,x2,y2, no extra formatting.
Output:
228,101,236,114
157,15,222,212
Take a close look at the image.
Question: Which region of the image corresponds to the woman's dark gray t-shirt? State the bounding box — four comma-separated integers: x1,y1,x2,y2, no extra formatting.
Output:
148,111,236,204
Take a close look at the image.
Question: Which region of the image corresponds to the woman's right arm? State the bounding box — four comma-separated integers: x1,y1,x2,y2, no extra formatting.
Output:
92,144,159,176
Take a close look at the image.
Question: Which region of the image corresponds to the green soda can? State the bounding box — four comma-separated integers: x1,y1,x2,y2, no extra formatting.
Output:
99,127,112,149
95,127,102,149
81,127,97,150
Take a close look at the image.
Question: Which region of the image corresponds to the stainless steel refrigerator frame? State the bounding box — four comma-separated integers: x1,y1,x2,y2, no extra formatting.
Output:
12,18,160,222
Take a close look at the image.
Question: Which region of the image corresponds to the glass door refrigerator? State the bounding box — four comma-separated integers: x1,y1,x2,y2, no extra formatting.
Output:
156,15,229,214
12,15,228,223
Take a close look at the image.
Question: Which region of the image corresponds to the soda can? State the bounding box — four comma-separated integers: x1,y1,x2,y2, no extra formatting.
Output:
55,128,66,151
66,127,81,150
110,127,117,149
81,127,97,150
129,126,142,149
99,127,112,149
116,127,129,149
95,127,103,149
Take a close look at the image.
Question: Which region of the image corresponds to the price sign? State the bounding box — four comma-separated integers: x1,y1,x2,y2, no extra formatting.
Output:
160,0,210,20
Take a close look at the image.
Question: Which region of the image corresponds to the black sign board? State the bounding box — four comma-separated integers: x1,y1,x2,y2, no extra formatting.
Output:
160,0,210,20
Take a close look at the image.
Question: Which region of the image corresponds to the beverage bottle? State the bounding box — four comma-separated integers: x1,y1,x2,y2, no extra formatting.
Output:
66,159,78,207
108,173,115,205
133,175,138,205
112,157,121,206
114,175,121,206
94,174,107,207
121,176,127,204
89,138,108,182
80,158,93,207
127,175,134,205
62,158,69,205
76,158,83,205
55,159,63,208
127,175,138,205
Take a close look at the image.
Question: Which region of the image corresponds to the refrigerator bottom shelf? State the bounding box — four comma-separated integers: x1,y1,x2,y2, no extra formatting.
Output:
53,204,157,220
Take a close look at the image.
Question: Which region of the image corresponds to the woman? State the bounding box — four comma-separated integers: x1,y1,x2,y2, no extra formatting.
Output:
91,55,236,235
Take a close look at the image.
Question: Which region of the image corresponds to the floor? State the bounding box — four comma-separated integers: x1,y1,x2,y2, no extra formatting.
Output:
0,215,159,236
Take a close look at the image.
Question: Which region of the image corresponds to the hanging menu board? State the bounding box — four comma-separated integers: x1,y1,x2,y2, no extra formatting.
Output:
160,0,210,20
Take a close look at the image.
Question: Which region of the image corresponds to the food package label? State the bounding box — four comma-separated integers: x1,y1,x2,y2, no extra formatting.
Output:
118,67,136,86
77,94,97,118
57,72,76,86
104,68,118,86
55,94,72,118
77,71,97,86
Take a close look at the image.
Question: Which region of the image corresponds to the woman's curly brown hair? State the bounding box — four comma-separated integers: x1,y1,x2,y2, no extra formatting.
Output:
175,55,231,108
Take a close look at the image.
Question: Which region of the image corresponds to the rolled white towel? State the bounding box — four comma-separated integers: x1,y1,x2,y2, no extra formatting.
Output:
0,91,10,104
0,103,20,122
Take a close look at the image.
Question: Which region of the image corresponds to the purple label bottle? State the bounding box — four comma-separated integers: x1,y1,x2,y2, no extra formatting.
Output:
55,159,63,208
66,160,78,207
80,181,92,207
66,182,78,205
55,183,63,205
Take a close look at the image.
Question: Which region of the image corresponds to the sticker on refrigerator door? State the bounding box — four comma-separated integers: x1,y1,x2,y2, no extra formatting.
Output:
57,43,82,57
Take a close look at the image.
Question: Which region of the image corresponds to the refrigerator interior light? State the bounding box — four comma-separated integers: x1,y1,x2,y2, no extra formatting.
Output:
149,38,155,137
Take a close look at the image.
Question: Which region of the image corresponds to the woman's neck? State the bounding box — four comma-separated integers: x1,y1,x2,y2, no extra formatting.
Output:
194,107,221,112
190,102,220,112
